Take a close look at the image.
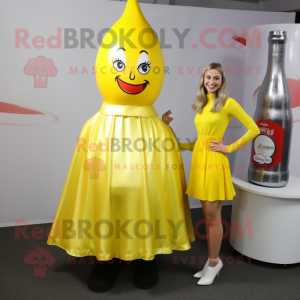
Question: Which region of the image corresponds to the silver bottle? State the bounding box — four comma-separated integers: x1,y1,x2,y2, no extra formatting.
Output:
248,30,293,187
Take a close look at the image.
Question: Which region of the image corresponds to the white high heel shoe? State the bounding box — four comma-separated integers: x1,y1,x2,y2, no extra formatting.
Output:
193,259,209,278
197,257,223,285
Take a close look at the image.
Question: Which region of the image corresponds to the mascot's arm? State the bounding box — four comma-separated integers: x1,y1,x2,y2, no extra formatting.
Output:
169,126,196,151
178,142,196,151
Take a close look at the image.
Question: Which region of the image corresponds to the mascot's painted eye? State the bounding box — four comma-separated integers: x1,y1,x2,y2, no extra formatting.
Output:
113,60,125,72
138,62,151,75
137,51,151,75
112,49,126,73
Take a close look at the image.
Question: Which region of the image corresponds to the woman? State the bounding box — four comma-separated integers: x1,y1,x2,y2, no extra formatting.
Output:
162,62,260,285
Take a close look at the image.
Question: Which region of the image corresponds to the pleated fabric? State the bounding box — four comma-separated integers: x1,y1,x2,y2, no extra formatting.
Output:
186,135,236,201
47,103,195,261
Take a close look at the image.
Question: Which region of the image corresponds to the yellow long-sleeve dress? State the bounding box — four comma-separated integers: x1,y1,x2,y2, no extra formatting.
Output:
179,94,260,201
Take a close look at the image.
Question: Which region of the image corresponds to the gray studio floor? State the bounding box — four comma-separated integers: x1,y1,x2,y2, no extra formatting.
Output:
1,206,299,300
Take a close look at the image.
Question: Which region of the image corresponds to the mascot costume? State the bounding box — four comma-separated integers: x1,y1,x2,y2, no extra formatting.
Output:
47,0,195,292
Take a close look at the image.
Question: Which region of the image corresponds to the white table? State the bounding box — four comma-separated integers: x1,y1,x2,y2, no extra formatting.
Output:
229,173,300,265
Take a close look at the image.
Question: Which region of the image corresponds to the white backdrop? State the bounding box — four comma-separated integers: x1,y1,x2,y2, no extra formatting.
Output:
0,0,295,226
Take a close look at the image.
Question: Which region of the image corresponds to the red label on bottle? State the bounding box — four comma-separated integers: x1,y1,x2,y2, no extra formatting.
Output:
251,120,285,168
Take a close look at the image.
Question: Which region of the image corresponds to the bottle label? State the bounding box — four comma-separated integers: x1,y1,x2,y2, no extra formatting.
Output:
251,120,285,168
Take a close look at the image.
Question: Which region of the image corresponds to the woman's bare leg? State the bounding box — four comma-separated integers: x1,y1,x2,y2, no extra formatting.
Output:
200,200,223,267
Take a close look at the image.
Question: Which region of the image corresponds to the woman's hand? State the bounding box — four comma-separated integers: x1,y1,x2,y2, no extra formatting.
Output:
162,110,173,125
209,141,228,153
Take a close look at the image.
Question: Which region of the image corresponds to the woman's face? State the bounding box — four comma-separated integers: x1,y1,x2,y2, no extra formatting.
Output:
204,68,222,94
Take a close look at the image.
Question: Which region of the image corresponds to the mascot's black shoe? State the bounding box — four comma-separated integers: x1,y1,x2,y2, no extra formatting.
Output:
88,258,120,293
133,258,159,289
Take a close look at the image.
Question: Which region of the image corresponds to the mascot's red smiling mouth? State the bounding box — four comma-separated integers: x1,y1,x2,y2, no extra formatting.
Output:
115,76,149,95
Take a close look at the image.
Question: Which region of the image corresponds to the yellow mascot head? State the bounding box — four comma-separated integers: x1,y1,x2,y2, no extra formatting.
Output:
95,0,165,106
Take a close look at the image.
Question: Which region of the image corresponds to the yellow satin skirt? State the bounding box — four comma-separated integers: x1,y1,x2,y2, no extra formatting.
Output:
186,135,236,201
47,105,195,261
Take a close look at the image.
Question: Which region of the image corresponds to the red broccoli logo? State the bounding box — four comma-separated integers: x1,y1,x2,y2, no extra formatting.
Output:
83,157,106,179
24,247,55,277
24,56,58,88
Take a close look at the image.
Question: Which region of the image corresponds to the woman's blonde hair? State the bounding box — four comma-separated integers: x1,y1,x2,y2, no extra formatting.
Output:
191,62,228,113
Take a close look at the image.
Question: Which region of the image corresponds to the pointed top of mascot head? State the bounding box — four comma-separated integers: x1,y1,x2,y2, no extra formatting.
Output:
95,0,165,106
118,0,151,28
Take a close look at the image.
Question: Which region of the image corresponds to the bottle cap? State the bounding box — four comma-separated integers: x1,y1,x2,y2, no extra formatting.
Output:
268,30,287,43
269,30,287,36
